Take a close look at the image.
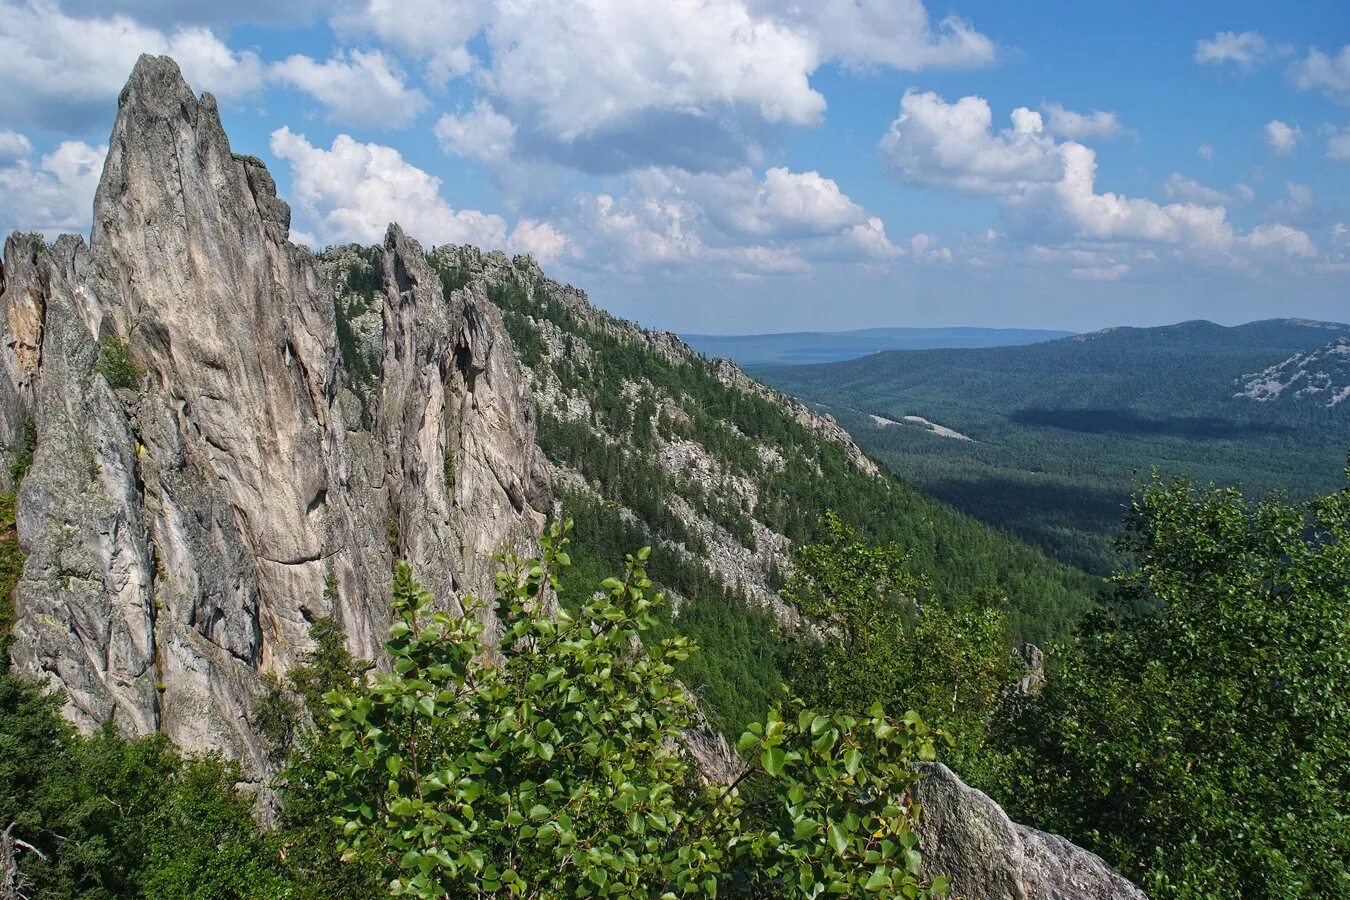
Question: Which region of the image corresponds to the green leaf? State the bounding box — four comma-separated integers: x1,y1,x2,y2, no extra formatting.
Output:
793,818,822,840
827,822,848,856
761,747,787,777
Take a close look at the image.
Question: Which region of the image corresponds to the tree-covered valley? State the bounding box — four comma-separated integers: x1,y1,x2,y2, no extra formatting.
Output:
754,319,1350,575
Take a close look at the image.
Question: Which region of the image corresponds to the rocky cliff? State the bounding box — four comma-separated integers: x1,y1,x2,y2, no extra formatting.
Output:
915,764,1146,900
0,55,550,776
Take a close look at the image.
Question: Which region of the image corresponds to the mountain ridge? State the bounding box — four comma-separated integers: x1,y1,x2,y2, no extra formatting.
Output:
683,325,1074,365
2,53,1094,773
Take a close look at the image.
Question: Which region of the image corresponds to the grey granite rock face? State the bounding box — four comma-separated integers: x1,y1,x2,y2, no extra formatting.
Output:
1016,643,1046,696
0,55,550,776
915,763,1147,900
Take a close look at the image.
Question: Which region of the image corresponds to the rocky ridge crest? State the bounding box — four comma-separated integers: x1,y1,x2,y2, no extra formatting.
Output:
1236,336,1350,407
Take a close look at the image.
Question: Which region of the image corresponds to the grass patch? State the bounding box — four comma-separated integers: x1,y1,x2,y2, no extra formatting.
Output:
0,493,24,659
95,337,141,390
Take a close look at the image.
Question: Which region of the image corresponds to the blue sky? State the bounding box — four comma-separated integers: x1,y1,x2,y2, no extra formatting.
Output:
1,0,1347,333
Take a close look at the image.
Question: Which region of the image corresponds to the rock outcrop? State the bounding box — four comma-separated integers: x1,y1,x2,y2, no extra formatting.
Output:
915,763,1147,900
0,55,550,776
1015,643,1046,696
1235,335,1350,407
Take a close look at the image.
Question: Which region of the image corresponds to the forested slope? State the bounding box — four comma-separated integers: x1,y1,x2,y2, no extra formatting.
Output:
326,245,1096,731
756,319,1350,574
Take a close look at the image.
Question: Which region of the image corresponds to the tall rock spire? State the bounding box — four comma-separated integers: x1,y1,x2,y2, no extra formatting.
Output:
0,55,551,776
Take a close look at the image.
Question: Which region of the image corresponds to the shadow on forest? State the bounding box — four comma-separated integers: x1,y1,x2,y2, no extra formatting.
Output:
1010,407,1293,440
918,473,1129,576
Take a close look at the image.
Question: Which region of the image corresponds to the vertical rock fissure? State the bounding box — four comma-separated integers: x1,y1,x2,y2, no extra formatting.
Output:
0,53,551,775
130,418,163,733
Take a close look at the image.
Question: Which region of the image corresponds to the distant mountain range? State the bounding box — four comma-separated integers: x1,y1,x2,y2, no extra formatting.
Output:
754,318,1350,575
682,326,1074,366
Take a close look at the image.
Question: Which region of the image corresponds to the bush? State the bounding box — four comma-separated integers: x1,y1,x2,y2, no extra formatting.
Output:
783,511,1019,770
302,521,950,897
94,337,141,390
0,672,291,898
989,468,1350,898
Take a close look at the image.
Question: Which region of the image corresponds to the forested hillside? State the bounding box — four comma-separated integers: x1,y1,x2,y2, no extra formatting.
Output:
326,244,1095,731
756,319,1350,574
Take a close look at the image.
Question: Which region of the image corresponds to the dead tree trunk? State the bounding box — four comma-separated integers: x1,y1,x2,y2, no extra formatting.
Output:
1,823,46,900
1,823,17,900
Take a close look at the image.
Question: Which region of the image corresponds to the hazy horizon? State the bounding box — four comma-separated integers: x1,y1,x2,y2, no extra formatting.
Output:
681,315,1348,339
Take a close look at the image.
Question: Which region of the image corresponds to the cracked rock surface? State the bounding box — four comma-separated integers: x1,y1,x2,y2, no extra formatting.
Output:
915,763,1147,899
0,55,550,777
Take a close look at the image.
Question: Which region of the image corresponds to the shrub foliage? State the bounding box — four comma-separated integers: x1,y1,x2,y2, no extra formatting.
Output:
313,521,948,897
989,468,1350,898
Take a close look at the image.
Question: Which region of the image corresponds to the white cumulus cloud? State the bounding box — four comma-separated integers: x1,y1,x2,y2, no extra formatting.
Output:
0,130,33,167
754,0,995,70
270,50,427,129
332,0,492,84
507,219,569,263
692,167,870,239
434,102,517,165
0,0,263,133
1163,174,1253,206
879,91,1064,194
487,0,826,144
1042,103,1127,141
268,127,560,261
1194,30,1273,69
1265,181,1321,228
1264,120,1302,155
555,164,903,275
1289,45,1350,102
908,233,952,263
343,0,993,172
0,134,107,236
880,90,1317,267
1326,126,1350,161
1242,223,1316,258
